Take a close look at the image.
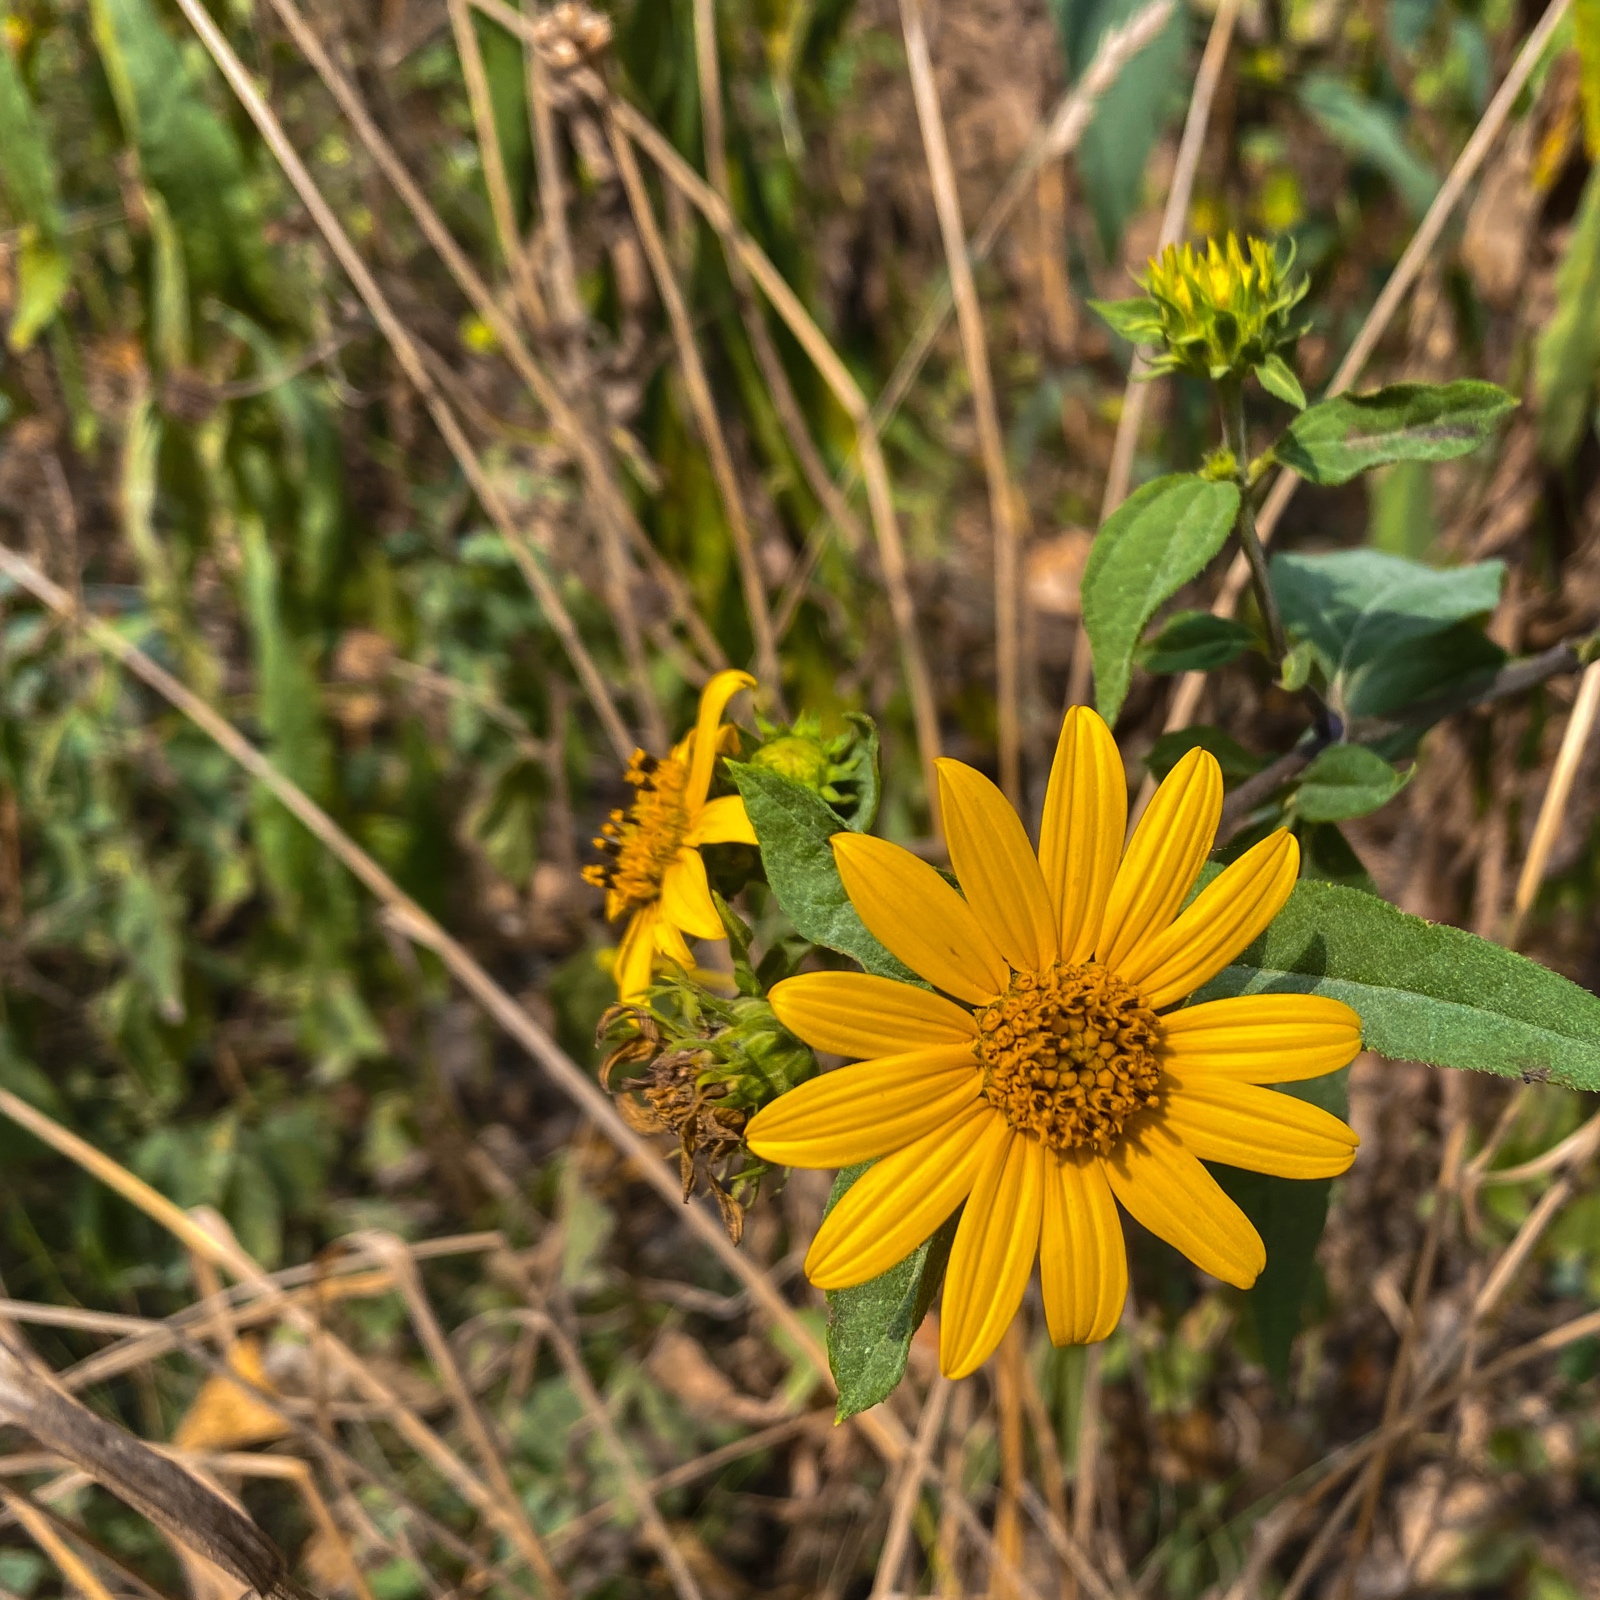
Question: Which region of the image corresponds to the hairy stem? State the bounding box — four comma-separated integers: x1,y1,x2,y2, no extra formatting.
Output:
1220,379,1289,669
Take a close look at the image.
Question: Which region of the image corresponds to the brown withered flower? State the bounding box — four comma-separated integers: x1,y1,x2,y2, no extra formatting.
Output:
598,983,815,1243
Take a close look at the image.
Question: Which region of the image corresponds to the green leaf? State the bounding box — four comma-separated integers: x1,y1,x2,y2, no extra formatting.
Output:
1276,381,1516,486
1347,620,1504,725
1270,549,1504,717
1064,0,1187,253
1146,726,1264,786
1254,354,1306,410
1083,474,1240,724
1279,638,1317,693
1578,0,1600,158
1089,296,1164,343
1137,611,1257,675
1194,880,1600,1088
9,239,70,354
1535,162,1600,464
1296,820,1378,893
1298,73,1440,217
1212,1068,1347,1390
823,1163,957,1421
0,38,62,235
729,764,919,983
1291,744,1411,822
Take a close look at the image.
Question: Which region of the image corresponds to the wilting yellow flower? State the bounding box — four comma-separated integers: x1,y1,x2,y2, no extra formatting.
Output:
585,670,758,999
745,708,1361,1380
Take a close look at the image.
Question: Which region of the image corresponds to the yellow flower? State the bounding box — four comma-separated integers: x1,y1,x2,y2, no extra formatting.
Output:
585,670,759,1000
745,708,1361,1380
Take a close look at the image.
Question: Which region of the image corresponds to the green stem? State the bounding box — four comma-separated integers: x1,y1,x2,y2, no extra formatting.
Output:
1219,379,1289,670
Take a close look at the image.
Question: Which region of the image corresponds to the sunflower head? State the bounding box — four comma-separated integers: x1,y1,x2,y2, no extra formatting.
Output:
1095,234,1309,390
976,962,1162,1156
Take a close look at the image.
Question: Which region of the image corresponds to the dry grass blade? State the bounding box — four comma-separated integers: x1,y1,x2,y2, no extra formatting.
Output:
260,0,721,712
447,0,547,330
772,0,1177,639
0,1486,121,1600
167,0,637,765
1508,659,1600,943
869,1374,951,1600
900,0,1027,803
1152,0,1573,756
0,1341,315,1600
604,112,784,698
349,1235,566,1597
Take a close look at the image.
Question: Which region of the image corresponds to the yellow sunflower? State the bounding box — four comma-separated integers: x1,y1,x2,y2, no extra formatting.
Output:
585,669,759,1000
744,707,1361,1379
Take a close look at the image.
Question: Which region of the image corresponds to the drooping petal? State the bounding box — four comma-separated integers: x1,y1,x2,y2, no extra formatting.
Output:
652,915,697,970
1161,1073,1359,1178
939,1132,1045,1379
744,1049,983,1167
936,759,1058,973
1159,994,1362,1083
615,906,658,1000
805,1103,1006,1290
1104,1116,1264,1288
770,972,977,1059
1097,747,1223,975
1038,707,1127,963
659,849,726,940
1039,1150,1127,1346
685,793,759,846
832,834,1010,1005
1119,829,1299,1008
686,669,756,810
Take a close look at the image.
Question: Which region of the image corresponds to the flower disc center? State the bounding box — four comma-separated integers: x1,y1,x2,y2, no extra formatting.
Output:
582,750,691,914
975,962,1162,1154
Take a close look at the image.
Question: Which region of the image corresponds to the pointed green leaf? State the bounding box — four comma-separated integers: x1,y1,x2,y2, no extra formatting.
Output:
729,763,919,984
1536,162,1600,464
1276,381,1516,486
1089,296,1164,343
1291,744,1411,822
824,1162,957,1421
1083,474,1241,724
1255,354,1307,410
1195,880,1600,1088
1137,610,1258,675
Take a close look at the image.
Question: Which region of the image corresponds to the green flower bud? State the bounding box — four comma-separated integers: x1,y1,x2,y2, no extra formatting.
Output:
751,733,834,791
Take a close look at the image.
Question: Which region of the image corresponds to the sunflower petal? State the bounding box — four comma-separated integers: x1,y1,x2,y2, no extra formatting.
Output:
770,973,977,1058
659,850,726,940
687,670,756,810
1160,994,1362,1083
939,1132,1045,1378
936,759,1057,973
1104,1116,1264,1288
1097,747,1223,974
686,793,758,846
652,915,697,969
805,1103,1005,1290
1161,1073,1359,1178
1040,1151,1127,1345
832,834,1010,1005
744,1050,982,1167
1039,708,1127,963
615,907,658,1000
1120,829,1299,1008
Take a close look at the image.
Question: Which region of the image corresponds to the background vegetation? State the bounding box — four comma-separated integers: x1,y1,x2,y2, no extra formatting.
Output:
2,0,1600,1593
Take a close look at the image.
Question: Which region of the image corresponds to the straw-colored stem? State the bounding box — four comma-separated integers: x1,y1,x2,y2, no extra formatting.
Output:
900,0,1026,803
169,0,633,765
605,112,784,700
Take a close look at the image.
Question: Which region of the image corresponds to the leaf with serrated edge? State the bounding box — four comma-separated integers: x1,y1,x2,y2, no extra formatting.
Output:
1083,474,1240,724
1276,381,1516,486
729,763,920,984
1193,880,1600,1088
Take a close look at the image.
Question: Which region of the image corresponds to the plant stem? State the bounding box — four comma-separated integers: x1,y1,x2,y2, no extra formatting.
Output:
1219,380,1290,669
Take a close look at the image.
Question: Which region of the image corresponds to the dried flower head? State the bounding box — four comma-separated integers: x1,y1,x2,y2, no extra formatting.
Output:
599,983,816,1241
